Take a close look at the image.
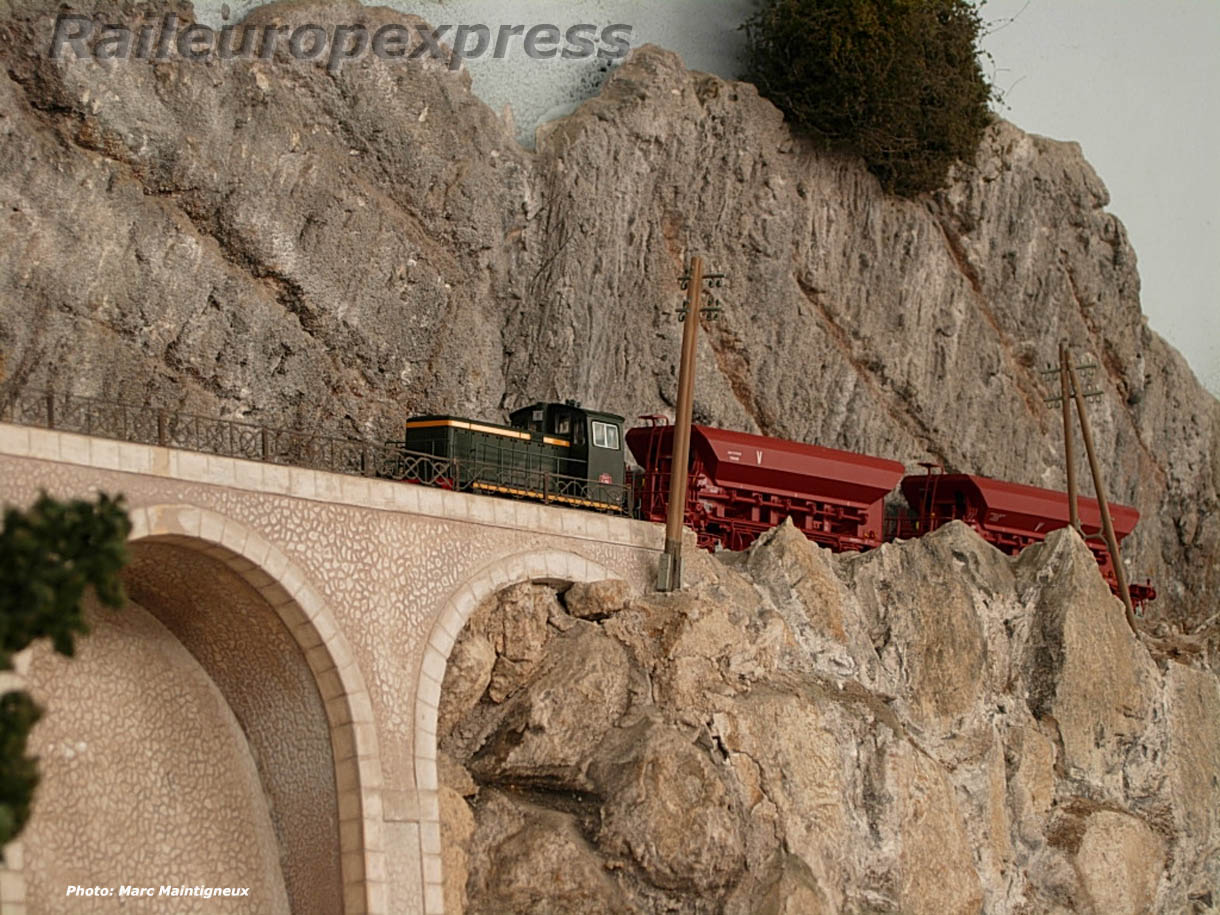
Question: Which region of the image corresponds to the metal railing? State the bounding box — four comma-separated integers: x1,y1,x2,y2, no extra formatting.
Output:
1,389,380,472
0,389,633,516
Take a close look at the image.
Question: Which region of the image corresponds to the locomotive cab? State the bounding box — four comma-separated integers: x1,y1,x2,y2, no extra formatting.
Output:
509,401,625,488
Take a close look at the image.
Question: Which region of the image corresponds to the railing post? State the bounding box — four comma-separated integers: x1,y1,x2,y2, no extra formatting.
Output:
46,392,55,430
157,411,168,446
261,427,270,462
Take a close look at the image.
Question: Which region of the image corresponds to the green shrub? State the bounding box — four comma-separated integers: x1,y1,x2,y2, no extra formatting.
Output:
0,492,130,851
0,691,41,849
742,0,995,196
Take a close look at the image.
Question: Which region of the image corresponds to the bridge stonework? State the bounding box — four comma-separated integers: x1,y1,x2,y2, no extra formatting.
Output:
0,422,661,914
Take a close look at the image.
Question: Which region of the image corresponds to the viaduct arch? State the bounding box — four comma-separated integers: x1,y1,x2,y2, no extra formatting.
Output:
127,506,386,914
411,550,620,911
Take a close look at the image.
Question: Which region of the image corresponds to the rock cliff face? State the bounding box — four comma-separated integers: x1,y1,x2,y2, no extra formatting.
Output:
0,1,1216,635
439,524,1220,914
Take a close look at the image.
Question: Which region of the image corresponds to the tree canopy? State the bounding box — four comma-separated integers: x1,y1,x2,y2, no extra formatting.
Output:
742,0,995,196
0,492,130,850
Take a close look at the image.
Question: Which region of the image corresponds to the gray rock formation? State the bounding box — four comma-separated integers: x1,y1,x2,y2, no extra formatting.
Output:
0,1,1216,639
439,525,1220,914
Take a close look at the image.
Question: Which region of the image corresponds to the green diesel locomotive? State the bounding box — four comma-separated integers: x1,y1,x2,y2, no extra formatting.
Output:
384,401,629,512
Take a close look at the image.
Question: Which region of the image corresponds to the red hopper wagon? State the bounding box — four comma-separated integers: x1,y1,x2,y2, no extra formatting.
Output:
627,418,907,554
894,471,1156,608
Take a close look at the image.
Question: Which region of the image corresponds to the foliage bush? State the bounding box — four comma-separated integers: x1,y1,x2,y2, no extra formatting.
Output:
0,492,130,851
742,0,995,196
0,692,41,850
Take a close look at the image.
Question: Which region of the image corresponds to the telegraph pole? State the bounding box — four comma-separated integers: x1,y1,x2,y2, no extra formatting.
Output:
1059,343,1081,533
657,256,724,592
1045,344,1138,634
1065,355,1138,633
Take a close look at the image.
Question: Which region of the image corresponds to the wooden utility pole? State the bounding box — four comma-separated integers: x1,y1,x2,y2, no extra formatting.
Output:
657,256,704,592
1064,354,1139,634
1059,343,1081,533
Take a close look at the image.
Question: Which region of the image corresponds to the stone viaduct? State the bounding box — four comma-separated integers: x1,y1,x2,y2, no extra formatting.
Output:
0,420,662,914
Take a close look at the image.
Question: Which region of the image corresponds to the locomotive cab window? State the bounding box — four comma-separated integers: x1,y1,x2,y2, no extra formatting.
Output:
592,421,620,450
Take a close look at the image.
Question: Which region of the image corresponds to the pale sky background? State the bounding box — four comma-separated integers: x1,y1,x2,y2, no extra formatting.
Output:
197,0,1219,396
978,1,1220,397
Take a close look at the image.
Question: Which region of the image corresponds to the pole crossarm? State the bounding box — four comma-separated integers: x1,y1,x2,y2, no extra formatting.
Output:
1042,358,1103,405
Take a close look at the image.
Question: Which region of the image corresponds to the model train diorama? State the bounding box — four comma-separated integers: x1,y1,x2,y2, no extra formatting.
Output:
385,400,1155,607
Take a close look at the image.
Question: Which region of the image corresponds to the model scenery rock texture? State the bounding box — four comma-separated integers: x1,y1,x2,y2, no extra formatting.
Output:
439,524,1219,914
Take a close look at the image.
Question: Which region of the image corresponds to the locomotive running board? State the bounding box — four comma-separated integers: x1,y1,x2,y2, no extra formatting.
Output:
470,481,620,512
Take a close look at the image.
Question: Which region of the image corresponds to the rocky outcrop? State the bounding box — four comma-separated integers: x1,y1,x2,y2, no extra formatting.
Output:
438,525,1220,914
0,1,1216,637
